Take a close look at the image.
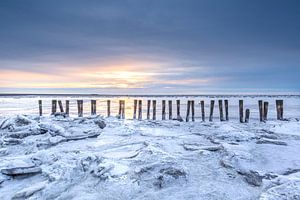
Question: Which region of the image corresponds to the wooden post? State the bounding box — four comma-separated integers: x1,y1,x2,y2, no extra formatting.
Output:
279,100,283,120
276,100,283,120
58,100,64,113
152,100,156,120
147,100,151,120
51,100,57,115
118,100,122,118
245,109,250,123
176,100,180,119
209,100,214,122
168,100,172,120
224,99,229,121
258,100,263,122
162,100,166,120
77,100,83,117
118,100,125,119
263,102,268,121
239,100,243,123
218,100,224,121
91,100,96,115
38,100,42,116
65,100,69,117
201,100,205,121
138,100,142,120
133,99,137,119
186,100,191,122
107,100,111,117
191,100,195,122
276,100,280,120
121,100,125,119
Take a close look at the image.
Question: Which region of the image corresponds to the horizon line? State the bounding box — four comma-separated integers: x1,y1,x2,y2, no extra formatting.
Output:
0,93,299,97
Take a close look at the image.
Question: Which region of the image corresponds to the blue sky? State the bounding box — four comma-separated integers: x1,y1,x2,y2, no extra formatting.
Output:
0,0,299,94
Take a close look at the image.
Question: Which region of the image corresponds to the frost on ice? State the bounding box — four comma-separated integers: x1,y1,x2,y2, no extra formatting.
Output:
0,114,299,199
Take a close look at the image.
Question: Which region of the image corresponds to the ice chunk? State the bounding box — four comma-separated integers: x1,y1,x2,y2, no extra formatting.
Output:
1,166,42,176
237,170,263,187
0,115,34,130
39,123,65,137
93,119,106,129
12,181,47,199
91,162,114,180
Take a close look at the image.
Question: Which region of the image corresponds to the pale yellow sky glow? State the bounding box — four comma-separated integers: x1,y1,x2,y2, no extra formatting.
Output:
0,61,215,89
0,70,151,88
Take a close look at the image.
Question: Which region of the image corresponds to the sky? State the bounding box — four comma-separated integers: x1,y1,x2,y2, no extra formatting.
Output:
0,0,299,94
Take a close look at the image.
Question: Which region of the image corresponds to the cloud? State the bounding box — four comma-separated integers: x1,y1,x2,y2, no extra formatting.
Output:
0,0,299,93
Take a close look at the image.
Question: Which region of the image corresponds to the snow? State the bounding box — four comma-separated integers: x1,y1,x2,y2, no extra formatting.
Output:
0,115,300,200
0,96,299,199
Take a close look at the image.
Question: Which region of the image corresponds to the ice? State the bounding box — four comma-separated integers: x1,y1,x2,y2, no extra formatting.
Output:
270,121,300,137
260,172,300,200
0,100,299,199
12,181,47,199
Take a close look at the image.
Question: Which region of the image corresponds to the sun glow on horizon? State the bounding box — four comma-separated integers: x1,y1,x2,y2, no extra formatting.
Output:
0,63,159,89
0,60,217,90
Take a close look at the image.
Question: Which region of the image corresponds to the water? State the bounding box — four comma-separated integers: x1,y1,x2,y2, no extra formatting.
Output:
0,95,299,120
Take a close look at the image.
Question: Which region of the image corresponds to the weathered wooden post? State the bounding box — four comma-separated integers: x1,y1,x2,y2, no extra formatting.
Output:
245,109,250,123
224,99,229,121
152,100,156,120
218,100,224,121
138,100,142,120
209,100,214,122
258,100,263,122
51,100,57,115
239,100,244,123
118,100,122,118
38,100,42,116
162,100,166,120
201,100,205,121
65,100,69,117
91,100,96,115
276,100,280,120
118,100,125,119
280,100,283,120
191,100,195,122
176,100,181,120
263,101,269,121
276,100,283,120
58,100,64,113
133,99,137,119
107,100,111,117
186,100,191,122
121,100,125,119
147,100,151,120
168,100,172,120
77,100,83,117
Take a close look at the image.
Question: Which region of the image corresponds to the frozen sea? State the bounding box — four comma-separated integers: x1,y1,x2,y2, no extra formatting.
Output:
0,95,299,200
